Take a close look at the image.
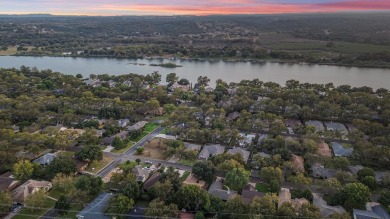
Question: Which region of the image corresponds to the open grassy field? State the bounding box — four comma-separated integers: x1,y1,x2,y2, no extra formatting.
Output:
85,157,114,174
256,183,271,193
138,137,168,160
0,46,35,56
144,123,159,133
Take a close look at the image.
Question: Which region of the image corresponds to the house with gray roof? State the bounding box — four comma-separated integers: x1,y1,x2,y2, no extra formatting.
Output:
257,134,268,144
117,119,130,128
353,209,383,219
127,121,147,132
371,205,390,219
198,144,225,160
33,152,56,166
76,192,113,219
208,177,237,201
305,120,325,132
313,193,346,218
375,171,390,182
325,122,349,135
332,142,353,157
132,165,151,182
227,148,250,163
311,163,338,179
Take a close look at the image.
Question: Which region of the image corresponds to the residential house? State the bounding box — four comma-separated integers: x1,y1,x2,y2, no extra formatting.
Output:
198,144,225,160
76,192,113,219
143,172,161,191
183,174,207,190
353,209,383,219
179,212,195,219
348,165,364,175
317,142,332,157
115,131,129,139
227,148,250,163
183,142,202,152
155,134,176,140
75,159,89,173
205,116,212,127
123,80,132,87
208,177,237,201
332,142,353,157
11,124,20,133
128,121,147,132
292,154,305,172
132,165,151,182
325,122,349,135
168,82,190,92
107,80,116,88
278,188,309,210
95,129,106,137
101,136,114,146
305,120,325,132
239,134,256,147
0,176,20,192
11,180,52,204
313,193,346,218
241,183,264,204
311,163,338,179
33,152,56,166
192,112,205,121
257,134,268,145
118,119,130,128
375,171,390,182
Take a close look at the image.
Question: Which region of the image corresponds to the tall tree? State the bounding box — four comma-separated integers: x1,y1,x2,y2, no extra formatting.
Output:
13,160,34,181
225,167,250,191
105,195,134,217
145,199,179,218
55,195,71,216
173,185,210,211
166,73,178,83
192,161,216,183
76,145,103,162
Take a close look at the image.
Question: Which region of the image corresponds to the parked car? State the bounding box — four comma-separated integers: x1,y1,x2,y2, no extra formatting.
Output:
10,205,22,213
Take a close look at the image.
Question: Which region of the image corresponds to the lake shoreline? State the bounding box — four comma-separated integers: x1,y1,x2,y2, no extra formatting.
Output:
6,54,390,70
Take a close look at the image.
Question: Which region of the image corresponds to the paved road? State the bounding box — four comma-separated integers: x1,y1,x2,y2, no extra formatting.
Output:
96,126,164,178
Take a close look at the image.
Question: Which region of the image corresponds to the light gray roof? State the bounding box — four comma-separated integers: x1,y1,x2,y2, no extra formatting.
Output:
33,153,56,165
76,192,112,219
311,163,338,179
331,142,353,157
348,165,364,175
325,122,348,133
227,148,250,163
127,121,147,131
132,165,150,182
353,209,382,219
375,171,390,182
305,120,325,132
313,193,346,217
208,177,237,201
118,119,130,127
198,144,225,160
372,205,390,219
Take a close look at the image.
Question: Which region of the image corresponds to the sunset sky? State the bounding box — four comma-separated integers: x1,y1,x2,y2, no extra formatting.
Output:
1,0,390,15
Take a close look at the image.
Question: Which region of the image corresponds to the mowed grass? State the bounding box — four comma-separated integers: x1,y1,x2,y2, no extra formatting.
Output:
13,197,56,219
111,142,135,154
0,46,35,56
144,123,160,133
256,183,271,193
85,157,114,174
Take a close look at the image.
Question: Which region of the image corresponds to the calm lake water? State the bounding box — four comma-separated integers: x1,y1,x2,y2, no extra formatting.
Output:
0,56,389,89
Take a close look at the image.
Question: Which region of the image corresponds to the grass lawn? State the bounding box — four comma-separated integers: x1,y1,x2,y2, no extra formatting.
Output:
256,183,271,193
119,161,138,172
13,197,56,219
180,171,190,181
178,159,196,166
144,123,159,133
61,151,75,157
86,157,114,174
111,142,135,154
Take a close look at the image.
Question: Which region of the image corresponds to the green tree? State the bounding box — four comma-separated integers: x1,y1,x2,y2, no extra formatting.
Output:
55,195,71,216
329,212,352,219
77,128,99,145
166,73,178,83
174,185,210,211
192,161,216,183
123,180,141,199
249,194,278,217
361,176,377,190
47,154,77,178
222,195,247,219
288,172,313,186
277,202,296,217
145,199,179,218
76,145,103,162
195,211,205,219
135,158,141,165
75,175,103,196
378,191,390,211
105,195,134,217
340,182,371,210
260,166,283,184
13,160,34,181
357,167,375,181
163,104,176,114
52,174,76,192
0,192,11,213
25,190,46,212
299,204,321,218
225,167,250,191
110,136,125,150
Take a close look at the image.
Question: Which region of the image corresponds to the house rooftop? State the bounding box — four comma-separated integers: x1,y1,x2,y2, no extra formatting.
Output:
242,183,264,204
313,193,346,218
198,144,225,160
208,177,237,201
183,174,207,189
353,209,382,219
292,154,305,172
132,165,150,182
143,172,160,190
127,121,147,131
317,142,332,157
33,152,57,165
305,120,325,132
325,122,348,133
227,147,250,163
331,142,353,157
311,163,338,179
184,142,202,152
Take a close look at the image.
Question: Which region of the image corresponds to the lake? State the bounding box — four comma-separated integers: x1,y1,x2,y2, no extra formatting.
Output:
0,56,389,89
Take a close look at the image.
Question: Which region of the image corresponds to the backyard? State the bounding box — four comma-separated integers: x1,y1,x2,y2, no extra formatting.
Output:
85,157,114,174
